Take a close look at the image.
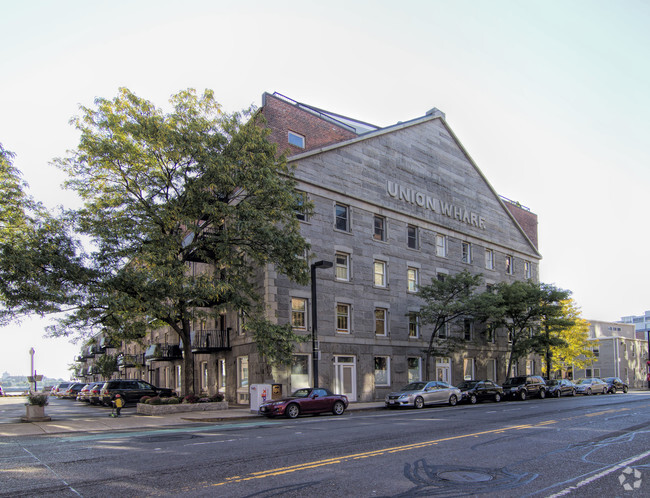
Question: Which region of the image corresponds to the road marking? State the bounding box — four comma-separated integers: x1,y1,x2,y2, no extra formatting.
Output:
204,421,555,489
22,447,82,497
547,449,650,497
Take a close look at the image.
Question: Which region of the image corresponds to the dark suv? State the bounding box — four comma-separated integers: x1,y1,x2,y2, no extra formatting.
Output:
100,380,173,406
502,375,547,400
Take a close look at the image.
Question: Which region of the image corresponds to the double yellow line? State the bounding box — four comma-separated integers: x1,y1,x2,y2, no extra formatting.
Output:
210,420,557,488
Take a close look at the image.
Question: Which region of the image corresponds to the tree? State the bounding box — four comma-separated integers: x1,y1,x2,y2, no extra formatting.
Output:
95,353,118,380
545,299,593,376
534,285,576,377
492,280,572,379
24,88,310,395
417,270,490,380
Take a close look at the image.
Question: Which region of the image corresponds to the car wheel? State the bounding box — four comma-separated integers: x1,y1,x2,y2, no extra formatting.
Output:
587,388,592,395
572,389,576,396
519,390,527,401
469,394,478,405
449,395,458,406
285,403,300,419
414,396,425,409
623,386,628,393
332,401,345,416
494,393,501,403
539,389,546,399
610,387,616,394
555,390,561,398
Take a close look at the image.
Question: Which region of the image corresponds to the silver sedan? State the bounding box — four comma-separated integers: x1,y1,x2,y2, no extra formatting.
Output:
574,378,608,395
385,381,461,409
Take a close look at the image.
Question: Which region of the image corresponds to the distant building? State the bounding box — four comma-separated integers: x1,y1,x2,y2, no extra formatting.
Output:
573,320,647,388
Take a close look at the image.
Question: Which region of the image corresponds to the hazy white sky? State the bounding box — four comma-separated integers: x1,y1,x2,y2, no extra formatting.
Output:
2,0,649,379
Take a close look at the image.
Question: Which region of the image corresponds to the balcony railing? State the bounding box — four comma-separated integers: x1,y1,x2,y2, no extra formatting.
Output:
191,329,231,353
117,353,145,368
145,344,183,362
75,355,87,363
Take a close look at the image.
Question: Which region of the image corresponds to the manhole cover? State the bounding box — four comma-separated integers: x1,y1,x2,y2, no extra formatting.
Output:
437,470,494,483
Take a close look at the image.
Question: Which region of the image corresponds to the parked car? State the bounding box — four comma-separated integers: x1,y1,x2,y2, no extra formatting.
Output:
50,382,73,398
385,381,461,409
603,377,628,394
89,383,105,405
258,388,349,419
574,378,608,395
0,385,4,396
99,380,174,406
61,382,85,399
77,382,103,402
545,379,576,398
502,375,547,401
456,380,504,404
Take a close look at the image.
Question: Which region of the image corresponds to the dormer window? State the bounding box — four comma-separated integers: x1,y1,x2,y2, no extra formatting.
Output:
288,131,305,148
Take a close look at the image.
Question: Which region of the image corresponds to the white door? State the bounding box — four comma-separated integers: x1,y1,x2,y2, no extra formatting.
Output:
436,357,451,384
333,356,357,401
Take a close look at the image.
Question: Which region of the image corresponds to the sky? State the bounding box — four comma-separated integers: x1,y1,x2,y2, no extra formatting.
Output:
1,0,649,379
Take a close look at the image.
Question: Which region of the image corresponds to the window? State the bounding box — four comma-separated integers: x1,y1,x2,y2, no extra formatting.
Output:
335,252,350,281
437,272,446,282
436,234,447,257
288,131,305,148
336,303,350,333
485,249,494,270
176,365,182,391
201,361,209,391
464,319,473,341
486,323,496,344
291,298,307,330
593,368,600,378
439,322,448,339
526,360,534,375
295,191,308,221
374,357,390,386
487,359,497,381
237,356,249,403
463,358,475,380
335,204,349,231
407,267,419,292
593,346,599,357
407,225,419,249
217,359,226,393
524,261,532,279
505,255,514,275
408,312,419,338
374,260,387,287
375,308,388,336
407,357,421,382
462,242,472,264
373,215,386,241
291,355,310,390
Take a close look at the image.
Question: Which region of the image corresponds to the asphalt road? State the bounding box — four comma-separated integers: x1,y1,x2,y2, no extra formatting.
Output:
2,392,650,497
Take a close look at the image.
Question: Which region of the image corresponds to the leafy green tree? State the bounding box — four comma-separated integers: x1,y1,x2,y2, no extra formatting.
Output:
545,299,594,376
11,88,311,395
417,270,491,380
95,353,118,380
534,285,576,377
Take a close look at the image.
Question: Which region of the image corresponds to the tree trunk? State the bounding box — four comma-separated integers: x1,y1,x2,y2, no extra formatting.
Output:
178,325,195,396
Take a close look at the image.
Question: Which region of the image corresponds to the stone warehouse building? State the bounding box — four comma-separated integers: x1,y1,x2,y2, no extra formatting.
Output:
76,93,541,403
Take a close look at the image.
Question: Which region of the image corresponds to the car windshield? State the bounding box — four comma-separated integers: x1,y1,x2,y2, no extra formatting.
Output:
503,377,526,386
546,380,559,386
401,382,427,391
291,389,311,398
577,379,592,384
457,381,478,389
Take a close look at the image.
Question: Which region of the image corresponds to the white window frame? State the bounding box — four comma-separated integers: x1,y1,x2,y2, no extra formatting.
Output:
505,255,514,275
291,297,308,330
485,249,494,270
217,359,226,392
237,355,249,404
176,365,182,391
335,203,349,232
374,356,391,387
436,234,447,257
336,303,351,334
408,312,419,338
201,361,209,391
375,308,388,336
288,131,305,148
374,260,387,288
524,260,532,279
295,191,308,222
462,242,472,264
463,358,475,380
407,267,419,293
335,252,350,281
407,357,422,382
407,225,419,249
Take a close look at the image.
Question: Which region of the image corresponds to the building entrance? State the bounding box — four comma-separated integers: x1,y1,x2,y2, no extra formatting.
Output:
333,356,357,401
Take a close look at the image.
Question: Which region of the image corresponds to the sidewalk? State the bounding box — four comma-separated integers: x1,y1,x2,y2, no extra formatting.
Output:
0,400,385,437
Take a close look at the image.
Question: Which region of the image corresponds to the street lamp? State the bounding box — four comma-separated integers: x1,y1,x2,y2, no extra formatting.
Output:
311,260,333,388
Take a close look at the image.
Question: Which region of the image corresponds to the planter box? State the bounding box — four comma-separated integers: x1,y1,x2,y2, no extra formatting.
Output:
21,404,52,422
137,401,228,415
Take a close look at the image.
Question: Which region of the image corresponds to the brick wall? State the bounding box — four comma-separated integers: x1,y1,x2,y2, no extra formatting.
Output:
261,93,358,155
504,202,538,249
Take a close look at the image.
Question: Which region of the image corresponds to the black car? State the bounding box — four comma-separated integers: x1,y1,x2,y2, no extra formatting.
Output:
456,380,504,404
502,375,547,400
99,380,173,406
545,379,576,397
603,377,628,394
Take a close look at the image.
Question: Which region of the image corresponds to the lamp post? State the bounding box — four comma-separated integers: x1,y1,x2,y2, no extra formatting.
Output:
29,347,35,393
311,260,332,388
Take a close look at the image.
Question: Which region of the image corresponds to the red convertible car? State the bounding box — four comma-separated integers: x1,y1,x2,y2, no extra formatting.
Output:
259,388,349,419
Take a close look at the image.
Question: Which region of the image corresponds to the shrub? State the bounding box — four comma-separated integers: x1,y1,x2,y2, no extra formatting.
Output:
139,395,152,404
147,396,162,405
182,394,199,404
27,393,49,406
210,393,224,402
163,397,180,405
198,397,212,403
